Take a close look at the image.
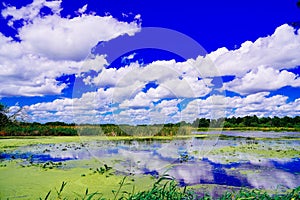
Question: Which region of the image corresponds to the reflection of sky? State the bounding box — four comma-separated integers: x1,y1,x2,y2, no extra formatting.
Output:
245,170,300,190
167,163,214,185
2,138,300,190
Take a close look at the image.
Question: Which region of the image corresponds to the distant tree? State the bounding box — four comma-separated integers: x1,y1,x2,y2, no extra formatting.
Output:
293,116,300,128
45,121,68,126
282,116,292,127
0,103,27,130
192,118,210,128
258,117,271,127
236,117,243,125
226,116,237,125
249,115,259,127
198,118,210,127
243,116,252,127
271,116,281,127
223,121,233,128
7,105,26,122
0,103,10,129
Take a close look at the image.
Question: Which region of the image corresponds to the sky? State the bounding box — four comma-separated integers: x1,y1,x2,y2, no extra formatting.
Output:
0,0,300,124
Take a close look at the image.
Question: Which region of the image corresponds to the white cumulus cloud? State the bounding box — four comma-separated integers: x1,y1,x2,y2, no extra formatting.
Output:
0,0,140,97
225,66,300,95
211,24,300,77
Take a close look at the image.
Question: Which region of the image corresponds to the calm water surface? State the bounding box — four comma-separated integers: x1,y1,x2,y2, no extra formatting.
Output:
1,131,300,191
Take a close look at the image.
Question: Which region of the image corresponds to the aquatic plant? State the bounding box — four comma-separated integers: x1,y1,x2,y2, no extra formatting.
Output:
127,175,194,200
41,161,63,169
41,178,300,200
74,188,103,200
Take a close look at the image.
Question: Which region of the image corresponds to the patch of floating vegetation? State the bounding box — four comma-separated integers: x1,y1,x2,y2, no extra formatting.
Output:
209,141,300,163
0,135,210,151
0,158,154,199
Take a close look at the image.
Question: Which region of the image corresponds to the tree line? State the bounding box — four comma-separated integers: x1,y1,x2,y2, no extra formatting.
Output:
1,103,299,136
191,115,300,128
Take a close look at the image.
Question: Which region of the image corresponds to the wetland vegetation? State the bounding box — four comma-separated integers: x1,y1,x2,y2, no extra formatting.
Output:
39,177,300,200
1,103,300,199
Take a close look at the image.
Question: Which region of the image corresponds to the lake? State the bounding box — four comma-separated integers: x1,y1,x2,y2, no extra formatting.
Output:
0,131,300,197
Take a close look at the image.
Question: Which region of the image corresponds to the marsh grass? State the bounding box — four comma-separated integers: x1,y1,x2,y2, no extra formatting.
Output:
127,177,194,200
41,175,300,200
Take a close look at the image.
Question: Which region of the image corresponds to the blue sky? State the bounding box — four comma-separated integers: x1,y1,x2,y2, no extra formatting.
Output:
0,0,299,124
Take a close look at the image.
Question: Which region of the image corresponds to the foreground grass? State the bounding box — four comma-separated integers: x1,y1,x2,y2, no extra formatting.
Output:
42,177,300,200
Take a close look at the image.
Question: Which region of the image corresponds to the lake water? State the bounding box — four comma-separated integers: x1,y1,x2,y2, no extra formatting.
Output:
1,132,300,192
